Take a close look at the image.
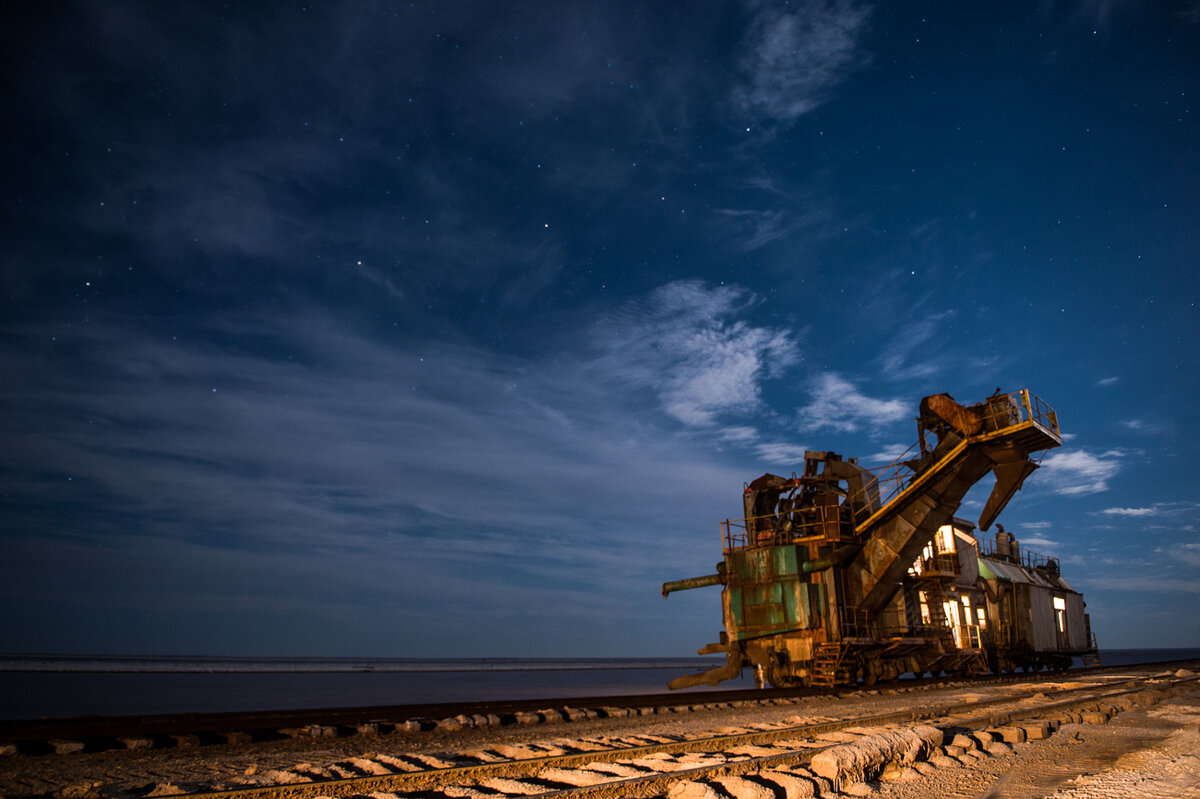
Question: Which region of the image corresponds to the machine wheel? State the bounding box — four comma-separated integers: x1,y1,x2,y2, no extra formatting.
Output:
766,662,802,688
862,655,882,686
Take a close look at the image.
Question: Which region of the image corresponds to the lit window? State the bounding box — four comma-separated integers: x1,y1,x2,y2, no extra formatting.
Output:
936,525,956,554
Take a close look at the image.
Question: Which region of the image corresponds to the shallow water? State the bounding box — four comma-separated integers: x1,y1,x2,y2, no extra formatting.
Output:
0,657,754,719
1,649,1195,721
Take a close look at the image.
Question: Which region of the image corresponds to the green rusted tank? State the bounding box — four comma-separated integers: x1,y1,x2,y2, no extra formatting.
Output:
723,545,828,638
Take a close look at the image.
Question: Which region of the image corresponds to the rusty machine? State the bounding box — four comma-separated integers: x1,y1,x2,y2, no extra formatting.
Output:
662,389,1072,689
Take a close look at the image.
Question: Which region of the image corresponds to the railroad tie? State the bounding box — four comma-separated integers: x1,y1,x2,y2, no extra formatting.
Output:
479,776,558,795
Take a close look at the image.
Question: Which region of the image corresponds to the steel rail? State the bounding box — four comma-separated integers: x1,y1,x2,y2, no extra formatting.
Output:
553,676,1200,799
171,675,1161,799
525,676,1200,799
0,667,1073,745
7,660,1189,756
945,674,1200,731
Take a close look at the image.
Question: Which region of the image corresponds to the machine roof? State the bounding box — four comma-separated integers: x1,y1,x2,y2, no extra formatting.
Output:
977,556,1077,593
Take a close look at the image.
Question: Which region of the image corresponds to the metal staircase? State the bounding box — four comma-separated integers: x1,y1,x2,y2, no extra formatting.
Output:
1082,634,1102,667
910,578,953,641
810,642,846,688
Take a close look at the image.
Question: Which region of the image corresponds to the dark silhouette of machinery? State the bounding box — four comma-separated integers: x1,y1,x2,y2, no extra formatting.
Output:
663,389,1098,688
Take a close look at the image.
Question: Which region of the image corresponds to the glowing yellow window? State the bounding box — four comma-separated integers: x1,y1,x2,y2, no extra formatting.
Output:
935,525,956,554
1053,596,1066,633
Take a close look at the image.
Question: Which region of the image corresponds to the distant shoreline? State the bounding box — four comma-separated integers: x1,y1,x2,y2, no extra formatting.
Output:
4,650,1200,720
0,655,727,674
3,648,1198,674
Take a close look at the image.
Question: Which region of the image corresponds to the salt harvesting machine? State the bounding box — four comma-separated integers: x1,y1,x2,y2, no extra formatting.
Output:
662,389,1100,689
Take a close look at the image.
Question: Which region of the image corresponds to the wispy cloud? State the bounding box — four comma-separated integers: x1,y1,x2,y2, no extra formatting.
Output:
1039,449,1122,495
754,443,811,465
796,373,909,433
1086,577,1200,594
1096,376,1119,386
1117,418,1168,435
867,442,917,465
713,206,830,253
590,280,799,428
719,426,759,443
874,313,954,380
1101,506,1157,517
731,0,872,123
1054,0,1148,30
1098,501,1199,521
1,303,757,654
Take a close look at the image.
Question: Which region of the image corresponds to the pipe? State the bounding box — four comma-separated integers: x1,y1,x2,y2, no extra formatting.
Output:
664,545,859,596
800,544,862,574
661,573,723,598
667,648,742,690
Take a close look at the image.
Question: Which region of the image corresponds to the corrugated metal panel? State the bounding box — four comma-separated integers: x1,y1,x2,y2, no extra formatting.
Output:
978,558,1030,583
984,557,1089,653
1066,593,1088,650
978,557,1079,594
1029,587,1057,650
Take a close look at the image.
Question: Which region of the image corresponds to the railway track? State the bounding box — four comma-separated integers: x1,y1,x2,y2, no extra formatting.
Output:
169,674,1195,799
0,661,1162,757
5,666,1195,799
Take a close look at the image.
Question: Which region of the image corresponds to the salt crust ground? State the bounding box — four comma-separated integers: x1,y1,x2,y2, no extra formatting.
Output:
866,685,1200,799
3,669,1198,799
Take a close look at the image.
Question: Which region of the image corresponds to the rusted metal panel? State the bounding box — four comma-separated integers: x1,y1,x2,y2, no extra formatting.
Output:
726,546,823,640
922,393,984,435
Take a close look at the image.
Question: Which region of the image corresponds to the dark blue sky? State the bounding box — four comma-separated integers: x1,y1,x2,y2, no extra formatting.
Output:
3,1,1198,657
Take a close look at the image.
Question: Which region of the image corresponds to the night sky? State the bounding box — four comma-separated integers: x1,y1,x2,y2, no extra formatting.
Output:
3,1,1198,659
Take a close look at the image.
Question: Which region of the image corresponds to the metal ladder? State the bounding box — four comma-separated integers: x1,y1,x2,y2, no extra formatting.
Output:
810,642,846,688
1081,633,1102,667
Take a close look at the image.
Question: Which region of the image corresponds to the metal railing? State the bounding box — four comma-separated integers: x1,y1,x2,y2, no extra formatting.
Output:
853,442,919,521
721,503,853,552
977,538,1061,573
719,389,1057,553
909,553,960,578
839,607,874,639
877,605,911,637
955,624,984,649
1021,390,1059,437
848,390,1058,523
